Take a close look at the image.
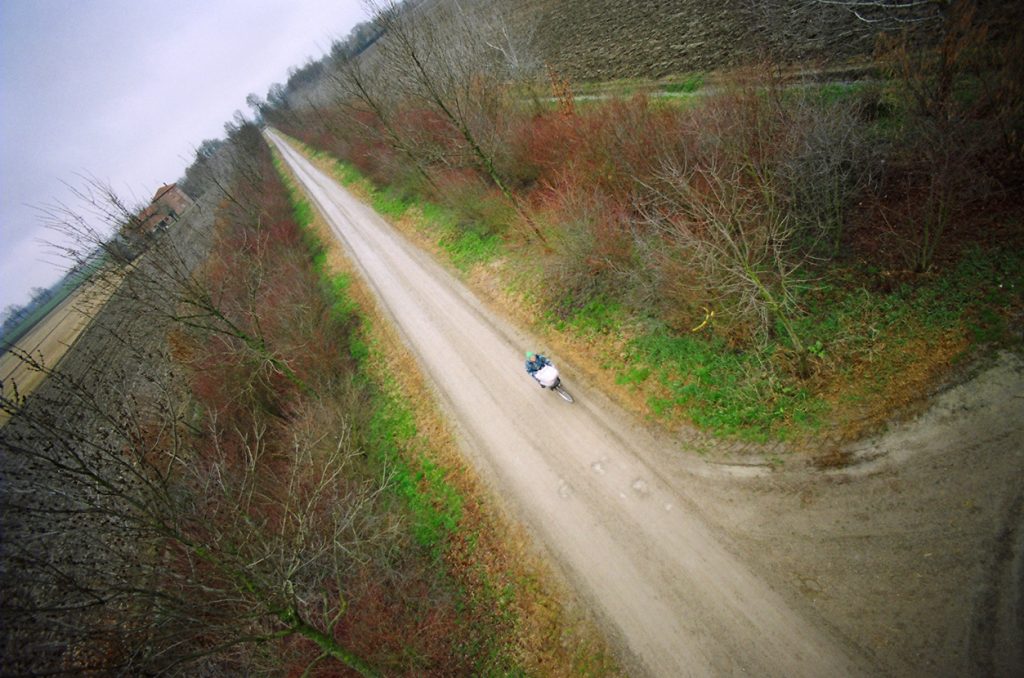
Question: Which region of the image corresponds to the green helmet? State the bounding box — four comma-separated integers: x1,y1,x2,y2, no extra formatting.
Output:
525,351,534,359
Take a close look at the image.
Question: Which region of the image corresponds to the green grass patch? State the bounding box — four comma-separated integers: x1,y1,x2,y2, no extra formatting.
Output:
552,247,1016,442
371,187,410,218
552,297,623,336
332,162,363,185
441,229,502,271
363,373,463,553
630,246,1015,444
419,200,502,270
542,294,822,440
570,73,705,98
661,73,704,94
795,246,1023,367
626,327,822,441
812,81,861,105
291,195,313,228
616,366,651,386
572,77,646,97
323,271,361,325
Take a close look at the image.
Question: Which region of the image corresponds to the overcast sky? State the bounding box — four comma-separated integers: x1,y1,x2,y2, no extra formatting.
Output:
0,0,364,311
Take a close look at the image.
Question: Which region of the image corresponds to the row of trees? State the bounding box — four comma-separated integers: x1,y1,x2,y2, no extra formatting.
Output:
1,120,516,674
1,287,55,338
252,0,539,211
260,0,1021,376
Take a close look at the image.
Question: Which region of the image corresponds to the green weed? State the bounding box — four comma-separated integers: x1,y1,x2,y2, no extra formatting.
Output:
626,327,821,440
798,247,1022,362
813,81,860,105
553,297,623,335
366,384,463,553
662,73,704,94
616,366,651,386
334,163,362,185
442,229,502,271
371,188,410,218
419,201,455,228
290,196,313,228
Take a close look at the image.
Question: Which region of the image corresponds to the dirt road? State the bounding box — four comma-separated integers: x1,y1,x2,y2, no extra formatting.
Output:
268,130,883,676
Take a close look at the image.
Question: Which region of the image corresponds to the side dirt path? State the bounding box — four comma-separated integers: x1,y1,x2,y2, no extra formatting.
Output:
268,130,876,677
683,352,1024,677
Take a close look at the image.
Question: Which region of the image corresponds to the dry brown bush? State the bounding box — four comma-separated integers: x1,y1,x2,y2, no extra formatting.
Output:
866,0,1024,271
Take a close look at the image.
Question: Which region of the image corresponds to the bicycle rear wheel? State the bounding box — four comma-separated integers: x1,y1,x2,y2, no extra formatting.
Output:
553,384,574,403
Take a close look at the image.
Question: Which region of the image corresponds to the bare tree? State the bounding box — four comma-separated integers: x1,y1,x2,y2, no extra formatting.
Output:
2,131,396,674
178,137,228,200
37,127,316,402
643,152,813,370
779,95,880,258
1,344,391,676
634,78,831,374
324,39,442,192
365,0,539,203
869,0,1021,272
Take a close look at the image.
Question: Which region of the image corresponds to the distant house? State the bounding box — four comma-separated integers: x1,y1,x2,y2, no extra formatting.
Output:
127,183,194,237
152,183,193,217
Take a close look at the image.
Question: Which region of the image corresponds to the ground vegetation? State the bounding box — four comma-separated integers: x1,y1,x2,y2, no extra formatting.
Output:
266,0,1023,443
0,118,612,674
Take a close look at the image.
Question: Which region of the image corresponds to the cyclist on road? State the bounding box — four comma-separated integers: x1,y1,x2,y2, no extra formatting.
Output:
525,351,552,387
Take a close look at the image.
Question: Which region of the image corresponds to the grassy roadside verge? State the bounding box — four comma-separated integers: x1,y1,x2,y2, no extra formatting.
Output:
270,139,622,676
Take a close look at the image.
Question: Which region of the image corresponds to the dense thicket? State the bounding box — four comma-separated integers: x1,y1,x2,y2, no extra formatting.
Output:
1,121,522,675
265,0,1023,436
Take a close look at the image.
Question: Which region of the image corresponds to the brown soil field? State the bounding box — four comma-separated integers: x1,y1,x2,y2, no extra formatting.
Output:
502,0,1022,82
512,0,877,81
